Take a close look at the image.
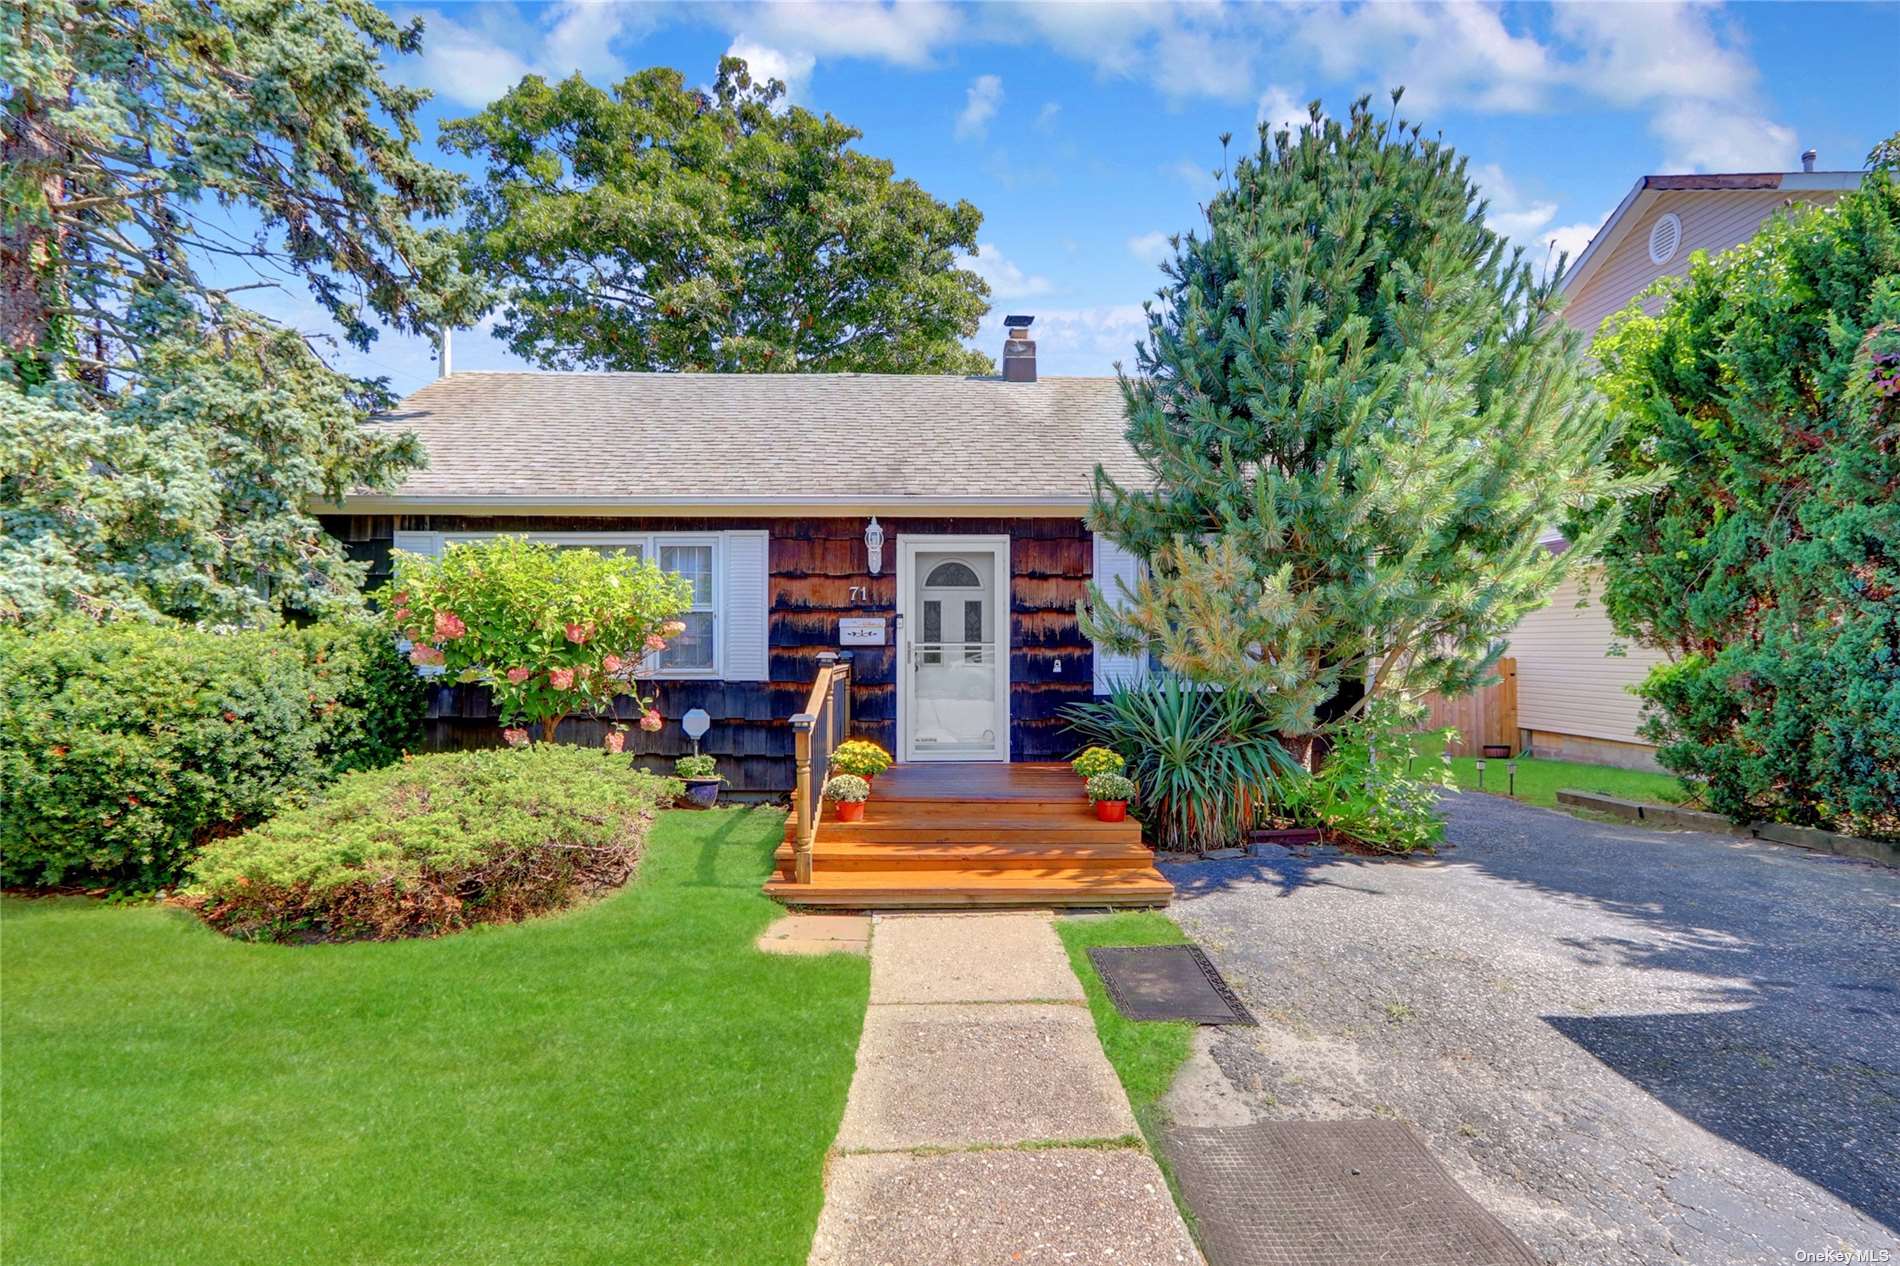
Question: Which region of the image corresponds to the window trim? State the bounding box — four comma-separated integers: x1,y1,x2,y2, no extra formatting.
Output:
424,530,726,680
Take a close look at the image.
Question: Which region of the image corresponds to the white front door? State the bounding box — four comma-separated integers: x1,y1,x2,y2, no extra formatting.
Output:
898,537,1010,762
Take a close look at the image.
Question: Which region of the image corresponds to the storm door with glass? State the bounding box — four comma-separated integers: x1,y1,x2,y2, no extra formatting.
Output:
903,547,1006,760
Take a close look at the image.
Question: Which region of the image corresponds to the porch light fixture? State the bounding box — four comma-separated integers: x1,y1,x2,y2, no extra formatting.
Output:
864,517,885,576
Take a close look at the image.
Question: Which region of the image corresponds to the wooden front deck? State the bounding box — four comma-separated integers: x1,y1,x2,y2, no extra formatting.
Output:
765,763,1174,909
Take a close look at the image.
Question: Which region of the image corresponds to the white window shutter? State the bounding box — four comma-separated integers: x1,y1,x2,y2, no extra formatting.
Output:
720,530,770,681
1091,533,1145,694
391,530,442,559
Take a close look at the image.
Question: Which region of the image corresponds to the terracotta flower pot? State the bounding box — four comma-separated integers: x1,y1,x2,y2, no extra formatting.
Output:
833,800,866,822
1094,800,1128,823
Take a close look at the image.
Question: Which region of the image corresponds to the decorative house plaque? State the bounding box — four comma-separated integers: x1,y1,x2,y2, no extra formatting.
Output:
838,618,886,647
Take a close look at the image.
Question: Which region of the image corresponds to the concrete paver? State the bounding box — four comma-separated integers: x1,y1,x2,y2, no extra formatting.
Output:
810,1147,1199,1266
757,912,871,956
868,912,1084,1003
835,1002,1138,1150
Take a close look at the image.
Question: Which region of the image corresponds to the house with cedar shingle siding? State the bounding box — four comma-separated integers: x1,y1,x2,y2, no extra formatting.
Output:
320,321,1152,795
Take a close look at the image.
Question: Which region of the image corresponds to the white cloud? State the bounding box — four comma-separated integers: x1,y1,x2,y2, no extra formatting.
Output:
1164,157,1219,198
1544,217,1608,274
1472,162,1612,278
1290,0,1555,115
972,305,1152,375
1553,2,1800,173
1127,231,1173,264
396,7,535,108
1035,101,1063,132
726,39,817,101
959,242,1051,300
397,1,648,108
956,74,1004,141
713,1,961,68
1649,100,1799,173
1256,85,1313,139
1472,162,1559,246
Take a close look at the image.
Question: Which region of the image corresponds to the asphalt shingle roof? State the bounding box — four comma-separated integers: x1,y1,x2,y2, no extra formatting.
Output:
361,372,1145,504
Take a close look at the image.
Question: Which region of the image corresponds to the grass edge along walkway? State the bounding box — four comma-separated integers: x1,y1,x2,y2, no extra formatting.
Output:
1,807,868,1266
1056,911,1200,1235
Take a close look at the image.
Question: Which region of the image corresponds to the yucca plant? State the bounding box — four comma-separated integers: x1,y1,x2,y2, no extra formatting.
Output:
1060,677,1299,854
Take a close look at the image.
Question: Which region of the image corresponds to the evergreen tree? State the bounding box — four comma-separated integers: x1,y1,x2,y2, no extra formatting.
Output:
1084,96,1636,748
442,57,993,375
1,0,482,623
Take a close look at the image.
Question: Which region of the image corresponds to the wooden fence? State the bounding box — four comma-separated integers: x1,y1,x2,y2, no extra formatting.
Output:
1416,657,1518,756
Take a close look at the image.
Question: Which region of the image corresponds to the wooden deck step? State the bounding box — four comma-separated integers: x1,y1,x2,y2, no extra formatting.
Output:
762,866,1174,909
820,817,1144,847
772,839,1155,874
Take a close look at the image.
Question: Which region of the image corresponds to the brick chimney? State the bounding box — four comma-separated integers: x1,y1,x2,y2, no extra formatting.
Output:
1002,314,1036,382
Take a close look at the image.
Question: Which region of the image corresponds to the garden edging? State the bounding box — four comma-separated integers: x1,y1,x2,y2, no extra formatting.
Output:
1554,790,1900,868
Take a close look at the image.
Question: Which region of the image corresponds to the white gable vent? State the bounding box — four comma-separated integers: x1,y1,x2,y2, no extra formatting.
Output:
1647,212,1682,265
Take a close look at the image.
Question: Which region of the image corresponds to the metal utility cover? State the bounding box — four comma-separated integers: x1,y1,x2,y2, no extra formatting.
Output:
1163,1120,1540,1266
1087,945,1256,1025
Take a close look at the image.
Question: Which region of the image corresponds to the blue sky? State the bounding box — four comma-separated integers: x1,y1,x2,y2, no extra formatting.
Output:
265,0,1897,393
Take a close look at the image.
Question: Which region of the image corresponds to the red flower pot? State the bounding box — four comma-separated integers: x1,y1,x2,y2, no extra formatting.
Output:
1094,800,1128,823
834,800,866,822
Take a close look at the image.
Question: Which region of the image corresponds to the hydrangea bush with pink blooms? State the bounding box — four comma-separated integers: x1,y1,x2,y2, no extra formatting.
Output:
382,536,693,745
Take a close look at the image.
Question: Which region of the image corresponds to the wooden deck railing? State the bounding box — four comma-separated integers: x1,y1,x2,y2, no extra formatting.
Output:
788,651,852,884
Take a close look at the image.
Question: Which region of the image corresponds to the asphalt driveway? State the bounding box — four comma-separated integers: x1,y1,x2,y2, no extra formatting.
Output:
1164,792,1900,1266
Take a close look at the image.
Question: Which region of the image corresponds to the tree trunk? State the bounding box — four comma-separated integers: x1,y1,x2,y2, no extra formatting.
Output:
1,88,66,381
1285,674,1367,773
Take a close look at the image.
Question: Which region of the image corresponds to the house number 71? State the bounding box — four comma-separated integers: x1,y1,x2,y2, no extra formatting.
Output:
848,585,870,603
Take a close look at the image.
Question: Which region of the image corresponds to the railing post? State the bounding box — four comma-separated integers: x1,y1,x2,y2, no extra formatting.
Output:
791,712,816,884
817,650,841,753
836,651,854,741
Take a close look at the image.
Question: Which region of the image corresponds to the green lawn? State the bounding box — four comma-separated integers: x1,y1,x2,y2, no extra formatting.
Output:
1054,912,1194,1136
1411,732,1695,811
1,808,868,1266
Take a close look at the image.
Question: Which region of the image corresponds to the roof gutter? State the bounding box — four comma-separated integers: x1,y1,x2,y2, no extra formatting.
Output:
319,493,1098,518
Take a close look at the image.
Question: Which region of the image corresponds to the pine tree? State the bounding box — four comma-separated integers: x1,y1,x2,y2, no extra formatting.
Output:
1084,95,1637,749
1,0,482,624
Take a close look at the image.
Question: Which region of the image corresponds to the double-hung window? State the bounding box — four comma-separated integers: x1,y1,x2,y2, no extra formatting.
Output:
402,530,744,679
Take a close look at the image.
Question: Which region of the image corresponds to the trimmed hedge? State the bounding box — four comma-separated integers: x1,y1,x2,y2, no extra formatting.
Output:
187,747,680,941
0,620,425,890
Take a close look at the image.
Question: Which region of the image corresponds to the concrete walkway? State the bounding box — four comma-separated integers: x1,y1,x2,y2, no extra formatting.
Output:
808,911,1201,1265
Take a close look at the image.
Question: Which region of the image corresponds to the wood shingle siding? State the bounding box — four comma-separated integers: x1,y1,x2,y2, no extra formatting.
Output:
319,513,1100,795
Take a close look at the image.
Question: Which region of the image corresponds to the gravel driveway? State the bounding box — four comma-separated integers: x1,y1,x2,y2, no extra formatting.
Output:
1163,792,1900,1266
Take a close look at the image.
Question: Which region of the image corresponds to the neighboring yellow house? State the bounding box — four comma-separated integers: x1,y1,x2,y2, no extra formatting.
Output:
1509,155,1861,770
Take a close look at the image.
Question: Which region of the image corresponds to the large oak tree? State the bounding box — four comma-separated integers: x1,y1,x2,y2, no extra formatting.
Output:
443,57,993,375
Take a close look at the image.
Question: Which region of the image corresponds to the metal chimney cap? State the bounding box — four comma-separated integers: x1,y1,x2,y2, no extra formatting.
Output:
1801,148,1817,172
1003,314,1035,329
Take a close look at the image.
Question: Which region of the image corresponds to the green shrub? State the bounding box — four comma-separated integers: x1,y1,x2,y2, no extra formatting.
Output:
1283,706,1451,853
1061,677,1298,854
1588,167,1899,839
0,619,424,890
188,747,680,941
1071,746,1125,780
292,621,430,775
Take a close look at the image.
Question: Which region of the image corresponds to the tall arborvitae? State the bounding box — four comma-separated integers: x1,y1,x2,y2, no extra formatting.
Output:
1084,95,1640,749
